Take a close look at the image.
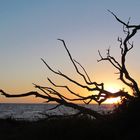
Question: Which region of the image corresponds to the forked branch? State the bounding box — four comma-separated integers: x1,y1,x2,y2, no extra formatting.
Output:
98,10,140,97
0,89,105,120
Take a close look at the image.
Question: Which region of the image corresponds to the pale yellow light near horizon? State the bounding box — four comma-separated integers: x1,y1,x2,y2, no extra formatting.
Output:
0,68,133,104
104,85,121,104
103,82,133,104
0,83,126,104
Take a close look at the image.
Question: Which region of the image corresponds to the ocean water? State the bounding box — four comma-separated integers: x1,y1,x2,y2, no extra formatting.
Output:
0,103,115,121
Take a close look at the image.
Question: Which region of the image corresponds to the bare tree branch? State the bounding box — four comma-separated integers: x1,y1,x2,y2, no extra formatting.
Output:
0,89,105,120
97,49,121,70
98,10,140,97
58,39,92,85
47,78,85,99
41,58,104,92
107,10,140,29
73,59,92,83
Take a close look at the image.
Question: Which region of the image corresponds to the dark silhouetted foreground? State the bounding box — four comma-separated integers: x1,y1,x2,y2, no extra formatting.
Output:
0,106,140,140
1,98,140,140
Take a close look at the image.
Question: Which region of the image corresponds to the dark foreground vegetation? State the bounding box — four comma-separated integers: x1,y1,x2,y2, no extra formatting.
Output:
0,100,140,140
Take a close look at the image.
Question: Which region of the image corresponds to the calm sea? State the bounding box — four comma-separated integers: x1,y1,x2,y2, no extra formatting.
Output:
0,103,115,121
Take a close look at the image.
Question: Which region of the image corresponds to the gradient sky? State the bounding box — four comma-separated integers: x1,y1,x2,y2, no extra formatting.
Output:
0,0,140,103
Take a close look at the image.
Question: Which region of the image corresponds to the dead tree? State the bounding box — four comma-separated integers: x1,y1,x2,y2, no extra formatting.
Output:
0,11,140,120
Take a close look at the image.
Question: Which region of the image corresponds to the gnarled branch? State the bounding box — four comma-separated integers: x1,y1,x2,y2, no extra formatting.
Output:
98,10,140,97
0,89,104,120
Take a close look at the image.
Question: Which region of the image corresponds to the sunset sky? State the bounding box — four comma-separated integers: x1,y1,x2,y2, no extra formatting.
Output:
0,0,140,103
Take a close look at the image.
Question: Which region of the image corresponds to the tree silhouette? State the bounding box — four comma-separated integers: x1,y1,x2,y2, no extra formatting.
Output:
1,11,140,120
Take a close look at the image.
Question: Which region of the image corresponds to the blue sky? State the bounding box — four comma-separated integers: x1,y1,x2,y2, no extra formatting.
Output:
0,0,140,102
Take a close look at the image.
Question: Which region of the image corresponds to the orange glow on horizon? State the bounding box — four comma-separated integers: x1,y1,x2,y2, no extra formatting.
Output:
104,97,121,104
103,85,122,104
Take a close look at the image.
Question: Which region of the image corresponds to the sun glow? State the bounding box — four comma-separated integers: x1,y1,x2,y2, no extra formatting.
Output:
104,86,121,104
105,97,121,104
